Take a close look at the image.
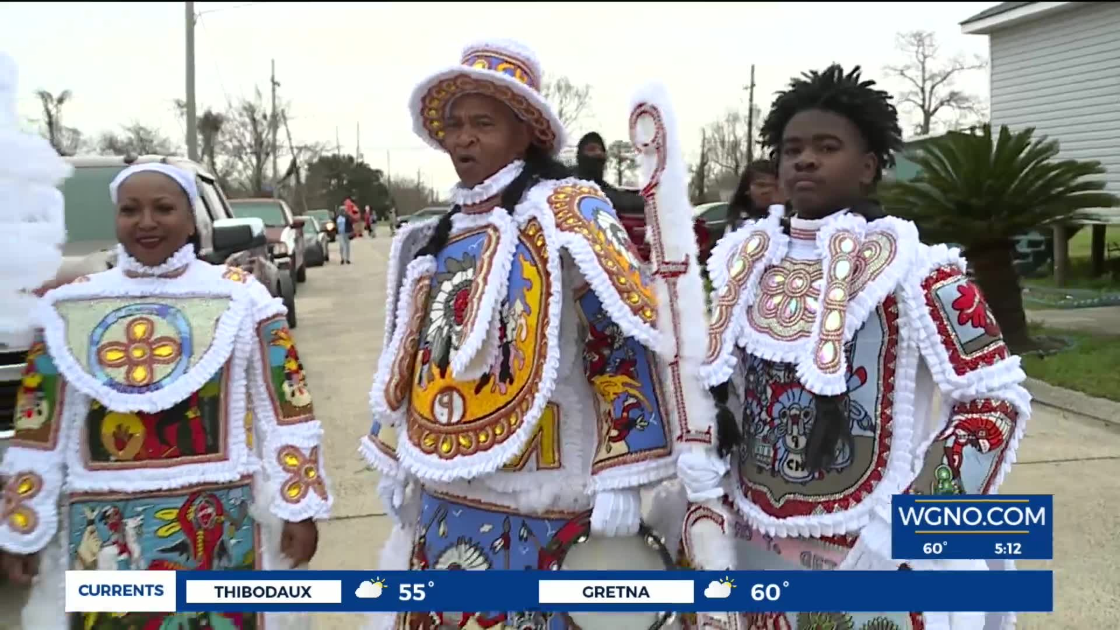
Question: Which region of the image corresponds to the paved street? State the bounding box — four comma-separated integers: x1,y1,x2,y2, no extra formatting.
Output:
2,234,1118,628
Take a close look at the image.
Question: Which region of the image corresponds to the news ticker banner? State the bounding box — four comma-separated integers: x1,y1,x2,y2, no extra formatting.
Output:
66,570,1053,614
891,494,1053,560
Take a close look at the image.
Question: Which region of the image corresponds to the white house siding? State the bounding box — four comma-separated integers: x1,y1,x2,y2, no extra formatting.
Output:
989,2,1120,221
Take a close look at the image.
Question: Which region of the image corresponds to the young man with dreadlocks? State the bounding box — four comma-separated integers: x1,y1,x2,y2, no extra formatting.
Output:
360,40,689,629
677,65,1029,629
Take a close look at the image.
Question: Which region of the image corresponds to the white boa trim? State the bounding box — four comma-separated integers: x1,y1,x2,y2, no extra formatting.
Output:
699,210,788,389
446,210,519,376
362,523,415,630
382,217,440,351
448,160,524,206
393,205,564,483
524,177,662,349
899,244,1028,399
35,261,252,414
728,315,922,539
369,257,436,432
794,214,918,396
115,243,195,277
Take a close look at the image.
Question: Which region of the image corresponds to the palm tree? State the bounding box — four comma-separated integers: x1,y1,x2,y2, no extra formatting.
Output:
881,125,1119,352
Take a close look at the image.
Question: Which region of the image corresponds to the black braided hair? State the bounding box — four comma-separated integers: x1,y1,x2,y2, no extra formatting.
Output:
709,382,742,459
413,145,572,261
760,64,903,184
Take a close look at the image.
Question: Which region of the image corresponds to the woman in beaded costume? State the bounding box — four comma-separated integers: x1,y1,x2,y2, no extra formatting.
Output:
0,163,332,629
674,66,1029,629
360,39,711,629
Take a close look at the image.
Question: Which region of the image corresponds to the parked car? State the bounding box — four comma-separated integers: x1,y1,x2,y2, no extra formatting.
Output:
1,154,291,459
302,215,330,266
229,198,307,287
307,208,337,242
396,206,449,230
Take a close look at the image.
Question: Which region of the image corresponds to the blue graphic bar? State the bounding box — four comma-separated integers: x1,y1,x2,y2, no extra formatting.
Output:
891,494,1053,560
154,570,1053,613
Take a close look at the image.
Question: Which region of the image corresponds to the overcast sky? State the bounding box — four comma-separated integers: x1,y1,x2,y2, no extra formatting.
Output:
3,1,997,192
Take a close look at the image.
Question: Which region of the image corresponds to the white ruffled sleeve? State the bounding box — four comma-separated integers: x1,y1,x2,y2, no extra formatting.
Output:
0,333,69,555
244,280,333,522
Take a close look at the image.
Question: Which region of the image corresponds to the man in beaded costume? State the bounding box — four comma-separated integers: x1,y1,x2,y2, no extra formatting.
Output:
361,39,712,629
675,66,1029,629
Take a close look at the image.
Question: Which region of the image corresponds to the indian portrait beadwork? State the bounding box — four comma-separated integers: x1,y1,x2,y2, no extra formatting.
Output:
736,297,900,518
258,316,315,424
547,184,657,326
82,366,229,469
407,220,551,461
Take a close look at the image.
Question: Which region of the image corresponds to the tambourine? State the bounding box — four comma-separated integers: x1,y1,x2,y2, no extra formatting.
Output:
542,510,676,630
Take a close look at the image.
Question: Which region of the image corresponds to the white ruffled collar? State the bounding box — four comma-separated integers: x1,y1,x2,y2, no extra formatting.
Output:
448,160,525,206
116,243,197,277
787,210,851,259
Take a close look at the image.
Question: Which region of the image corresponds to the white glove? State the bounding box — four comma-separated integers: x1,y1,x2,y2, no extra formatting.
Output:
590,488,641,537
377,473,410,526
677,448,729,502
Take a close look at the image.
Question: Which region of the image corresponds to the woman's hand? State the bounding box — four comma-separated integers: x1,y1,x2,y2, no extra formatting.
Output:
280,519,319,568
1,551,40,586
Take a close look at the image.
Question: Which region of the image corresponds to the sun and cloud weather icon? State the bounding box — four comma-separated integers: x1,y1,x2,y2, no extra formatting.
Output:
356,578,387,599
704,577,735,599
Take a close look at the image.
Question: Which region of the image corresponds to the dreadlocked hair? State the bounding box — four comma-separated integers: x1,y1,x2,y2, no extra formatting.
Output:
413,144,572,261
755,65,900,474
760,64,903,184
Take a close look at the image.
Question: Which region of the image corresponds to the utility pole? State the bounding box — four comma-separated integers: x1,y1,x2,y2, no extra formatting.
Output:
748,64,757,164
185,2,198,161
270,59,280,197
335,127,341,156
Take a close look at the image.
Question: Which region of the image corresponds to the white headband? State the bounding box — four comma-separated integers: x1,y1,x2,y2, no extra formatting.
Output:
109,163,199,206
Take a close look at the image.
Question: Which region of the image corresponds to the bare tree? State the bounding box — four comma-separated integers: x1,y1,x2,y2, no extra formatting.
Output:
689,129,714,204
35,89,82,155
198,110,225,174
221,88,283,196
706,110,750,176
541,76,592,135
607,140,637,187
884,30,987,136
97,123,178,156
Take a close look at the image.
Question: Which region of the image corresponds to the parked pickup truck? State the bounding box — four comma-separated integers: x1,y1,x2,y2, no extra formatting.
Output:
0,155,288,460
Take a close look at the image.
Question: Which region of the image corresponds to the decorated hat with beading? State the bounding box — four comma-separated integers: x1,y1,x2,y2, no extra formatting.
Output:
410,39,567,156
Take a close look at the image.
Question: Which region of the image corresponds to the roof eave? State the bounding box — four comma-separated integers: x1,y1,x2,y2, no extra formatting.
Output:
961,1,1074,35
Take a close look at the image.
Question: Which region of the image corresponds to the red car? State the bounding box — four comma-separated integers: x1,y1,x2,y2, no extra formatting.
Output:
613,187,714,266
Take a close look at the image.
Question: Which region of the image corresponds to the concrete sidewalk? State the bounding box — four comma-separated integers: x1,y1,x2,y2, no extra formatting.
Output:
1029,305,1120,336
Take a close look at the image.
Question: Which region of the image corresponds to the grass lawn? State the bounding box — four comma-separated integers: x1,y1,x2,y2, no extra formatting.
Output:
1022,226,1120,292
1021,324,1120,402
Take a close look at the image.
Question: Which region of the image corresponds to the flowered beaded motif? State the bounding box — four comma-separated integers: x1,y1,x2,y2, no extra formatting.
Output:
12,339,65,449
547,184,657,326
706,230,771,363
277,445,328,504
922,265,1010,375
1,472,42,535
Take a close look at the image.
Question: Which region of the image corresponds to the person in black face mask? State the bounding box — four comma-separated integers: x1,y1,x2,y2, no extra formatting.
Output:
576,132,645,213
